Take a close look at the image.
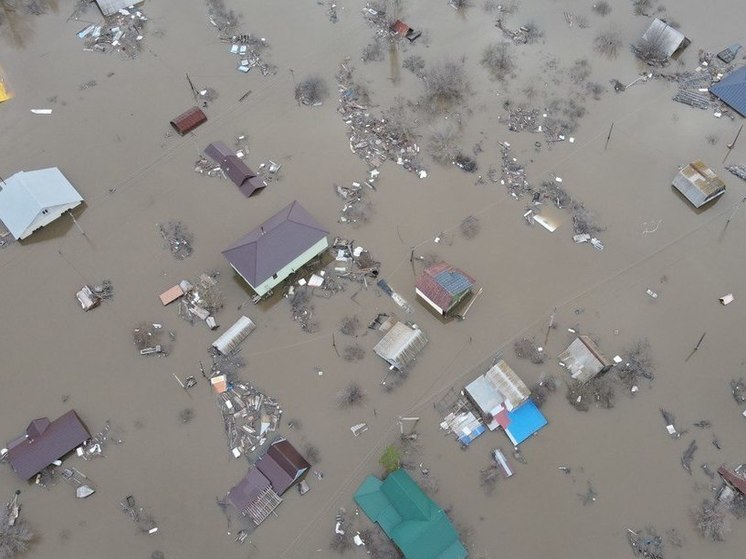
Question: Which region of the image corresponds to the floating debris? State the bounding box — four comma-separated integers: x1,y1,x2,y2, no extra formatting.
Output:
681,439,698,475
725,165,746,181
157,221,193,260
120,495,158,534
79,8,148,58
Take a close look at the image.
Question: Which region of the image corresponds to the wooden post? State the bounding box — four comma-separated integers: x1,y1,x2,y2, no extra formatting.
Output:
185,73,198,101
604,122,614,151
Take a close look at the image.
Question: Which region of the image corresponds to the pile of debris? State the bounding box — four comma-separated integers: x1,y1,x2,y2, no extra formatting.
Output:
120,495,158,534
78,420,120,460
337,62,427,178
214,379,282,461
504,107,541,132
171,273,223,329
726,165,746,181
334,174,377,226
498,143,531,197
78,7,147,58
132,322,169,356
330,237,380,285
666,51,738,112
223,34,276,75
75,280,114,311
158,220,193,260
496,19,541,45
286,287,319,333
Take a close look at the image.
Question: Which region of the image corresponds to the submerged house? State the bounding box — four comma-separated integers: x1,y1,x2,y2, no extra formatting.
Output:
4,411,90,480
227,468,282,526
354,469,468,559
671,161,726,208
0,167,83,240
204,141,266,197
255,439,310,495
640,18,689,59
373,321,429,371
464,359,547,445
415,262,475,317
558,336,613,383
222,201,329,298
710,67,746,117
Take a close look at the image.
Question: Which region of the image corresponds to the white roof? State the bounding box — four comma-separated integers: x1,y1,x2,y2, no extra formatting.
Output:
95,0,144,17
0,167,83,239
373,321,428,369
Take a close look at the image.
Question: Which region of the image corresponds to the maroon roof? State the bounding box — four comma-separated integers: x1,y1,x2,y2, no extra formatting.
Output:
415,262,475,313
6,410,90,480
222,201,328,288
718,465,746,495
390,19,411,36
239,175,267,198
204,141,265,196
255,439,310,495
170,106,207,135
228,468,271,513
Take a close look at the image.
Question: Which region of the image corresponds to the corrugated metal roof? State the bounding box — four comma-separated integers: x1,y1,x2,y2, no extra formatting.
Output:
95,0,144,16
711,67,746,117
211,315,255,355
465,376,503,415
672,161,726,208
485,359,530,411
0,167,83,239
170,106,207,135
255,439,309,495
373,322,428,370
222,201,329,289
558,336,610,383
641,18,687,58
415,262,474,314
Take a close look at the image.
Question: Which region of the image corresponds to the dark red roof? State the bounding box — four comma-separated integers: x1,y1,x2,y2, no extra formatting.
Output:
255,439,310,495
390,20,411,36
6,410,90,480
170,106,207,135
203,142,265,196
228,468,271,513
415,262,475,313
718,465,746,495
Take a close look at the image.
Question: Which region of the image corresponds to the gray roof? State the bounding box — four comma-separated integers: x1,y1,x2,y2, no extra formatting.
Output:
95,0,144,17
6,410,90,480
558,336,611,383
373,322,429,370
0,167,83,239
711,67,746,117
671,161,726,208
222,201,328,288
641,18,688,58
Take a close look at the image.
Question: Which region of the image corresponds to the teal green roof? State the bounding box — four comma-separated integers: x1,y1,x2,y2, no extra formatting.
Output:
354,469,468,559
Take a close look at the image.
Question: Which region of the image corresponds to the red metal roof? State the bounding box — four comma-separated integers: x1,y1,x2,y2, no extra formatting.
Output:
390,20,410,36
718,465,746,495
415,262,475,314
170,106,207,135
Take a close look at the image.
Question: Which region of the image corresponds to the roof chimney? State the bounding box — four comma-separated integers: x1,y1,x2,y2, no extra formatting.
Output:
260,226,265,235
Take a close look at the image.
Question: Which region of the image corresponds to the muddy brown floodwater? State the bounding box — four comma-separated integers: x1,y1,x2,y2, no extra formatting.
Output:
2,1,746,558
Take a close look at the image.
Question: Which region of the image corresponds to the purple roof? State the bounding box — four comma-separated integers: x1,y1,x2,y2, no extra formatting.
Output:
255,439,310,495
204,142,265,196
227,468,271,513
6,410,90,480
222,201,328,288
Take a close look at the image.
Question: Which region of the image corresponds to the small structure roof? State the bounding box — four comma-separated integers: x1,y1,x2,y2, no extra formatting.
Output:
0,167,83,240
95,0,144,16
641,18,688,58
710,67,746,117
6,410,90,480
204,142,266,196
354,469,468,559
170,106,207,135
222,201,329,290
415,262,475,315
465,359,529,415
558,336,612,383
373,322,429,371
672,161,726,208
718,465,746,495
227,468,282,525
504,401,547,445
255,439,310,495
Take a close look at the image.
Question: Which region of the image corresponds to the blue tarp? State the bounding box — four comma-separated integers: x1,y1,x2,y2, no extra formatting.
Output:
457,423,486,446
505,401,547,445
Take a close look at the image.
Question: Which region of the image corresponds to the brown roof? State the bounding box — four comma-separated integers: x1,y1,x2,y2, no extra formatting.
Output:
255,439,310,495
222,201,328,288
415,262,475,314
228,468,271,512
6,410,90,480
718,465,746,495
390,20,411,36
170,106,207,135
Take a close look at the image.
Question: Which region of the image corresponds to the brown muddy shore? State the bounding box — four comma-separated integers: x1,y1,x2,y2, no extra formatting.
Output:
1,1,746,558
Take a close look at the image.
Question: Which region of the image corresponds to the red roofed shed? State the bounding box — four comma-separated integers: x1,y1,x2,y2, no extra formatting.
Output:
170,106,207,135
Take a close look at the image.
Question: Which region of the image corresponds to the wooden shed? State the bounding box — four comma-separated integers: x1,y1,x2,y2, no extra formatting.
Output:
170,106,207,135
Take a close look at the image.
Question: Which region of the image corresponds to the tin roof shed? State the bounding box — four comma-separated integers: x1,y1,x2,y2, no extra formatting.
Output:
373,321,429,371
558,336,612,383
170,106,207,135
640,18,689,58
672,161,726,208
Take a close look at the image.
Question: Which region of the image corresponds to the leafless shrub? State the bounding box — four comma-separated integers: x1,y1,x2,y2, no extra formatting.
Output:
0,503,34,559
576,15,589,29
586,81,606,100
151,552,165,559
481,43,515,81
569,59,592,83
578,481,597,505
158,221,193,259
132,322,161,350
179,408,194,423
450,0,472,8
572,203,604,236
340,315,361,336
454,153,478,173
594,30,621,58
692,499,733,541
479,464,499,495
567,380,592,412
357,527,401,559
423,59,469,109
343,344,366,362
530,374,557,408
632,34,669,66
304,443,320,463
295,76,329,105
329,532,352,553
627,526,664,558
632,0,653,16
592,1,611,16
591,376,615,408
429,121,460,164
705,134,719,145
460,216,480,239
362,37,385,63
731,378,746,403
403,55,426,77
615,338,654,389
513,338,546,364
337,382,366,407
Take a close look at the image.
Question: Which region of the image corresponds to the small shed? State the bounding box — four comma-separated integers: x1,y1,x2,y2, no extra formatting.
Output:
415,262,475,317
710,67,746,117
373,321,429,371
211,315,256,355
672,161,726,208
0,167,83,240
170,106,207,135
5,411,90,480
227,468,282,526
558,336,613,383
389,19,421,42
255,439,311,495
465,358,530,418
204,141,267,197
641,18,689,58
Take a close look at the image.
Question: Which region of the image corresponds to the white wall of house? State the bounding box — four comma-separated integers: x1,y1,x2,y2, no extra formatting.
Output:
19,202,82,240
236,237,329,296
415,287,445,316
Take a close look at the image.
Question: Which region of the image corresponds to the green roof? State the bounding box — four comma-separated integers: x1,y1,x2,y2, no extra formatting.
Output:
354,469,468,559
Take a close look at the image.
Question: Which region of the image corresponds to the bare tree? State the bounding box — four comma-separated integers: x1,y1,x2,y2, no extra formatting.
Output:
594,30,621,58
179,408,194,423
343,344,365,362
304,443,320,463
460,216,480,239
295,76,329,105
592,1,611,16
423,59,469,110
0,503,34,559
513,338,546,364
481,43,515,81
616,338,654,389
428,121,460,165
339,315,360,336
692,499,733,541
337,382,366,407
632,33,669,66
